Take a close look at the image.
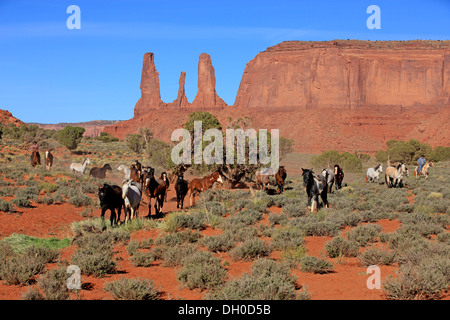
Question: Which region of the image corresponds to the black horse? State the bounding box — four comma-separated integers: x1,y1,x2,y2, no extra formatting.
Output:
90,164,112,179
98,184,124,230
175,173,188,209
334,165,344,190
302,168,328,213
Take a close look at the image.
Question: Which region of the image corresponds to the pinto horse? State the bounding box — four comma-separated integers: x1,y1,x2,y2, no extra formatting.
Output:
45,150,53,170
188,171,224,206
321,168,335,193
365,164,383,183
334,165,344,190
160,172,170,202
414,161,433,180
142,167,166,217
302,168,328,213
31,150,41,167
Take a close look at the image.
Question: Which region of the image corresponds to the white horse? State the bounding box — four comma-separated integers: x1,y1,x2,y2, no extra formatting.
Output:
70,157,91,175
366,164,383,183
117,165,131,180
321,168,335,193
122,180,142,223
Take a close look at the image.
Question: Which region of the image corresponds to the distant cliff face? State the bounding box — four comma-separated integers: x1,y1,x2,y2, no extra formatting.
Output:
104,40,450,154
233,40,450,110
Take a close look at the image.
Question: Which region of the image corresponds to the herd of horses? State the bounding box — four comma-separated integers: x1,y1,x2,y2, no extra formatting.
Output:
29,148,434,227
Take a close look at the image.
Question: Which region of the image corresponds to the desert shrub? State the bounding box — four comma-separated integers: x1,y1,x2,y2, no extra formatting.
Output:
281,201,307,218
162,211,206,232
104,278,161,300
280,246,308,267
326,210,362,228
161,243,198,267
311,150,362,172
177,251,227,290
0,249,48,286
302,221,340,237
346,224,382,246
229,238,270,261
11,197,32,208
68,193,92,207
383,258,449,300
201,232,235,252
96,132,119,143
0,199,15,213
57,126,85,151
70,232,119,278
206,258,304,300
270,227,305,251
130,251,156,267
268,213,289,227
358,248,397,266
226,208,263,227
126,239,153,256
300,256,334,274
31,267,71,300
324,236,360,258
155,229,201,247
223,225,259,242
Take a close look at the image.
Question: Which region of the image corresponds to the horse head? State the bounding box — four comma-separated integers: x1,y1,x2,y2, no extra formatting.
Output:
104,164,112,171
302,168,313,187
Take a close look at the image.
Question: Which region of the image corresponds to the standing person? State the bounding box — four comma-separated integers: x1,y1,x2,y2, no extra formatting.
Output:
417,155,426,175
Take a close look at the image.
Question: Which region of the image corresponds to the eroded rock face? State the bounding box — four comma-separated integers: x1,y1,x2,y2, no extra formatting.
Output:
169,71,189,109
0,109,23,127
233,40,450,110
134,52,165,116
104,40,450,154
191,53,228,109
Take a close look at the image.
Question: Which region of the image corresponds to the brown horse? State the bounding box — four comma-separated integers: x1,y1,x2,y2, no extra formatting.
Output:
89,164,112,179
274,166,287,194
129,165,141,183
31,150,41,167
142,167,166,218
255,170,271,191
45,150,53,170
188,171,224,206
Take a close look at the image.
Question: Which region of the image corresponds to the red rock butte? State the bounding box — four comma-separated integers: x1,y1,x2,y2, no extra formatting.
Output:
104,40,450,154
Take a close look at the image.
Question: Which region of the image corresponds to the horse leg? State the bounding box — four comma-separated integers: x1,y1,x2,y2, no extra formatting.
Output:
311,195,318,213
101,208,107,231
110,208,116,228
147,198,152,217
321,191,329,209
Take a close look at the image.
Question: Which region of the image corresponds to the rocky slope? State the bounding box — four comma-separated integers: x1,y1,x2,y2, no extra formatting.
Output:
104,40,450,154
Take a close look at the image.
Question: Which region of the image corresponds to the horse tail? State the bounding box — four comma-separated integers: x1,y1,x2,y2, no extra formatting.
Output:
365,175,368,183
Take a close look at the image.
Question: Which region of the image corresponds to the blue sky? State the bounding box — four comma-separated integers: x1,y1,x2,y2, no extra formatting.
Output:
0,0,449,124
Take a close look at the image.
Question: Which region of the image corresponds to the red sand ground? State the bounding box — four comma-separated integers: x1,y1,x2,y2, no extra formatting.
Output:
0,184,413,301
